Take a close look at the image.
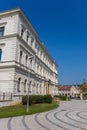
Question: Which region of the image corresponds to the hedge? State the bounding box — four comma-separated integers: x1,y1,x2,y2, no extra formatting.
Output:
43,95,52,103
59,95,67,100
54,95,67,101
22,95,52,105
83,93,87,97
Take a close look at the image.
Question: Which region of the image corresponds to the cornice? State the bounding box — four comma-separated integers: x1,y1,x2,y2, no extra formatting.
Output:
36,37,58,66
0,61,57,85
0,8,58,67
0,34,17,40
0,8,21,16
0,61,50,81
0,34,58,73
0,8,38,37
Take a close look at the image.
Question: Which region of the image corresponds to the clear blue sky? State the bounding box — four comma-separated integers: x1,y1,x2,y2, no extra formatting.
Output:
0,0,87,85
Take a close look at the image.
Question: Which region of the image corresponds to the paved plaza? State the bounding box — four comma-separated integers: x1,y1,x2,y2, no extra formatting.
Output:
0,100,87,130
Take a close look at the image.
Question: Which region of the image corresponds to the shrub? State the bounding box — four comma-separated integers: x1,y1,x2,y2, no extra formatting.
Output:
83,93,87,97
83,93,87,100
22,95,27,105
33,95,43,104
59,95,67,100
54,95,59,98
54,95,67,100
29,95,35,105
43,95,52,103
22,95,52,105
22,95,34,105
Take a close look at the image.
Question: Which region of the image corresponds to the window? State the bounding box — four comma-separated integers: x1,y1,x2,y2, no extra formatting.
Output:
26,55,28,66
24,80,27,92
31,37,34,47
37,47,39,55
0,49,2,61
17,78,21,92
19,51,22,63
0,27,4,37
30,59,32,68
40,85,42,94
31,37,34,43
27,35,29,42
37,64,39,73
27,33,30,43
35,43,37,49
35,43,37,52
36,84,38,94
21,25,25,38
29,81,32,93
41,51,42,58
21,28,24,37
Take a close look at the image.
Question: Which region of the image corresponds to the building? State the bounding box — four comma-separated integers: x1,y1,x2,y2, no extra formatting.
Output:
58,85,80,97
0,8,58,100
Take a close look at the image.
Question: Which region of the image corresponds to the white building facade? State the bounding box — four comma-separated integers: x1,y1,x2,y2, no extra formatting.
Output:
0,8,58,99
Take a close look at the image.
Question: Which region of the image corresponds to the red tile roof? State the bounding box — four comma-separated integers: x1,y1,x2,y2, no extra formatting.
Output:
58,85,72,91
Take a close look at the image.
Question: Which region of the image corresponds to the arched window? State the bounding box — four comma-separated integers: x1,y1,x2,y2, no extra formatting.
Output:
29,81,32,93
0,49,2,61
17,78,21,92
24,80,27,92
36,84,38,94
40,84,42,94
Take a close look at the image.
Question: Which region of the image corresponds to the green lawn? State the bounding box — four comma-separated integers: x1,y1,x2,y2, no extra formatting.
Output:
0,101,58,118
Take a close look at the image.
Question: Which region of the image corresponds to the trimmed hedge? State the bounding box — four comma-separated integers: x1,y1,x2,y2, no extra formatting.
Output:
83,93,87,97
83,93,87,100
54,95,67,101
59,95,67,100
22,95,52,105
43,95,52,103
22,95,27,105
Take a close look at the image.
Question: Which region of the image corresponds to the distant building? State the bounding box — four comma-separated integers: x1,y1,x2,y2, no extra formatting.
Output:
0,8,58,101
58,85,80,97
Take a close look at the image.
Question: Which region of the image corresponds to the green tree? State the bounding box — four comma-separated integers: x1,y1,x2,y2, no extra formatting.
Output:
80,80,87,92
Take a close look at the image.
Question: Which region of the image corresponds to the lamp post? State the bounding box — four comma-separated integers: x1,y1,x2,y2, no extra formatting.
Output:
27,54,36,112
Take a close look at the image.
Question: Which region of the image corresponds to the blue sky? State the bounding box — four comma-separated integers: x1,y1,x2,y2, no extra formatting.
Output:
0,0,87,85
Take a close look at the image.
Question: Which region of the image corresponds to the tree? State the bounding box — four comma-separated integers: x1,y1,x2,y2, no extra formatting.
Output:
80,81,87,92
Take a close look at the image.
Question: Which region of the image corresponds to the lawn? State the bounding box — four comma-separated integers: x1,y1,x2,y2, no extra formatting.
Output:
0,101,58,118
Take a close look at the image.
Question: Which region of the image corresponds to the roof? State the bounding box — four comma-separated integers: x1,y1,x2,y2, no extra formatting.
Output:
58,85,72,91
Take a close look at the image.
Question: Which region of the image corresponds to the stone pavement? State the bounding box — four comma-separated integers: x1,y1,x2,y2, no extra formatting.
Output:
0,100,87,130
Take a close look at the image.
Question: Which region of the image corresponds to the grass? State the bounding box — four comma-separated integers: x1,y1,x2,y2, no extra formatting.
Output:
0,101,58,118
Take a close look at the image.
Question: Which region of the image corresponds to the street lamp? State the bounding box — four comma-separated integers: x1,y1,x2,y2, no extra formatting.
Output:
27,54,36,112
